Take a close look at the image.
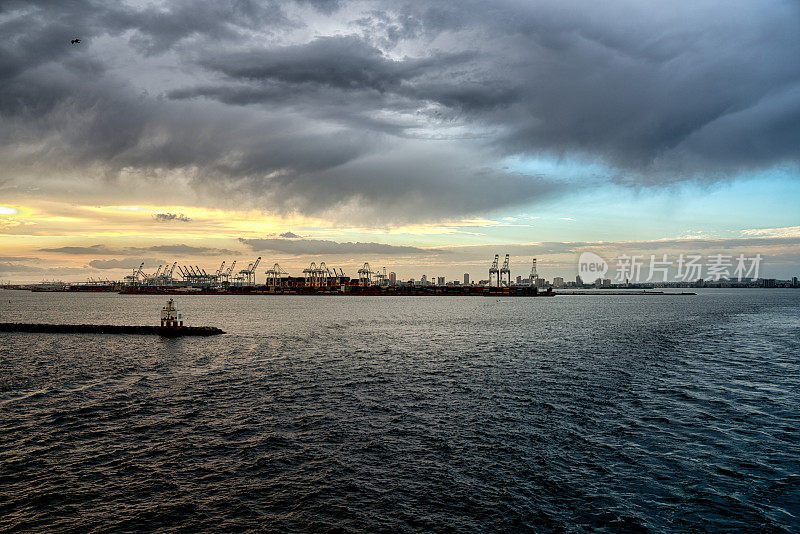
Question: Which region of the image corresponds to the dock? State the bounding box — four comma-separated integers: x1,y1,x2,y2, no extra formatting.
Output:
0,323,224,336
0,299,223,336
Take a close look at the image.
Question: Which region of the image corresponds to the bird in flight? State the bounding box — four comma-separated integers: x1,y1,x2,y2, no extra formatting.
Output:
70,38,81,44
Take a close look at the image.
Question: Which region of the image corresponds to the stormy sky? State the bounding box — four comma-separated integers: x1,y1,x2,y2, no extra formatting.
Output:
1,0,799,280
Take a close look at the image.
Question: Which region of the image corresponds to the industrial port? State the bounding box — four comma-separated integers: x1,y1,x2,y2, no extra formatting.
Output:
6,255,556,297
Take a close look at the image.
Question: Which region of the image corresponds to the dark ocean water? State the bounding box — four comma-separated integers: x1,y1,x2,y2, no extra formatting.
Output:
0,289,798,533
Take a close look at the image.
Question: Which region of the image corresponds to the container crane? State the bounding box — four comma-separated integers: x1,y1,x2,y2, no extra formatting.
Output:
374,266,388,286
265,263,289,287
237,257,261,286
529,258,538,287
250,257,260,284
489,255,499,287
167,262,178,285
500,254,511,287
358,262,373,286
303,262,318,286
317,262,330,286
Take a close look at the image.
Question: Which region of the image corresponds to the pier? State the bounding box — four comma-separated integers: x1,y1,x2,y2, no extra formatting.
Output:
0,299,224,336
0,323,224,336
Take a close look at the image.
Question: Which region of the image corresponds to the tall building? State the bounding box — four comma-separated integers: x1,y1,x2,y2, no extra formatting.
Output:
389,272,397,285
463,273,470,285
516,275,522,284
553,276,564,287
437,276,445,286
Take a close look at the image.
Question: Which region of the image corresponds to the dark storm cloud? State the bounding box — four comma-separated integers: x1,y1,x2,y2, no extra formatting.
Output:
279,232,301,238
39,244,235,256
194,35,467,92
2,0,799,221
179,1,800,177
153,213,192,222
239,237,438,255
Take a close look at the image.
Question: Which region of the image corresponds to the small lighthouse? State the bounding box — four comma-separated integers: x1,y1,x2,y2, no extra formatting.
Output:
160,298,183,328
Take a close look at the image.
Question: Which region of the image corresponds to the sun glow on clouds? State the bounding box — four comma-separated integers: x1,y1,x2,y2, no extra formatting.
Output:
78,205,325,237
0,206,19,215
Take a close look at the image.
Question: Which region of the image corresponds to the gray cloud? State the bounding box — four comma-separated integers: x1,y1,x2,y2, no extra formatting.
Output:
0,262,87,275
145,244,237,256
0,262,43,274
1,0,799,222
153,213,192,222
38,245,117,255
39,244,236,256
173,2,800,179
88,258,165,270
239,237,438,255
279,232,301,238
0,256,39,262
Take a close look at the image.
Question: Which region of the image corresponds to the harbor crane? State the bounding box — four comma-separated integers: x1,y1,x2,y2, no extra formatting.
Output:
317,262,331,286
529,258,538,286
213,261,225,285
358,262,374,286
224,261,236,284
303,262,320,286
265,263,289,287
300,261,346,287
373,266,388,286
135,262,145,280
148,261,179,286
124,262,146,286
167,262,177,285
489,255,500,287
237,257,261,286
330,266,347,286
500,254,511,287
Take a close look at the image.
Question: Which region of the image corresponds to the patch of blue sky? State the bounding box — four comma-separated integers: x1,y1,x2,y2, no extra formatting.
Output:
491,159,800,243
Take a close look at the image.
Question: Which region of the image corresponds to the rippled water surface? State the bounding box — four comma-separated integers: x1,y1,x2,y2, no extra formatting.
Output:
1,289,799,532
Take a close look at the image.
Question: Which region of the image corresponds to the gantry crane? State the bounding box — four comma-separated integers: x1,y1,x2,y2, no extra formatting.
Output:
214,261,225,285
529,258,538,287
167,261,177,285
500,254,511,287
224,260,236,284
489,254,499,287
265,263,289,287
358,262,373,286
237,257,261,286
